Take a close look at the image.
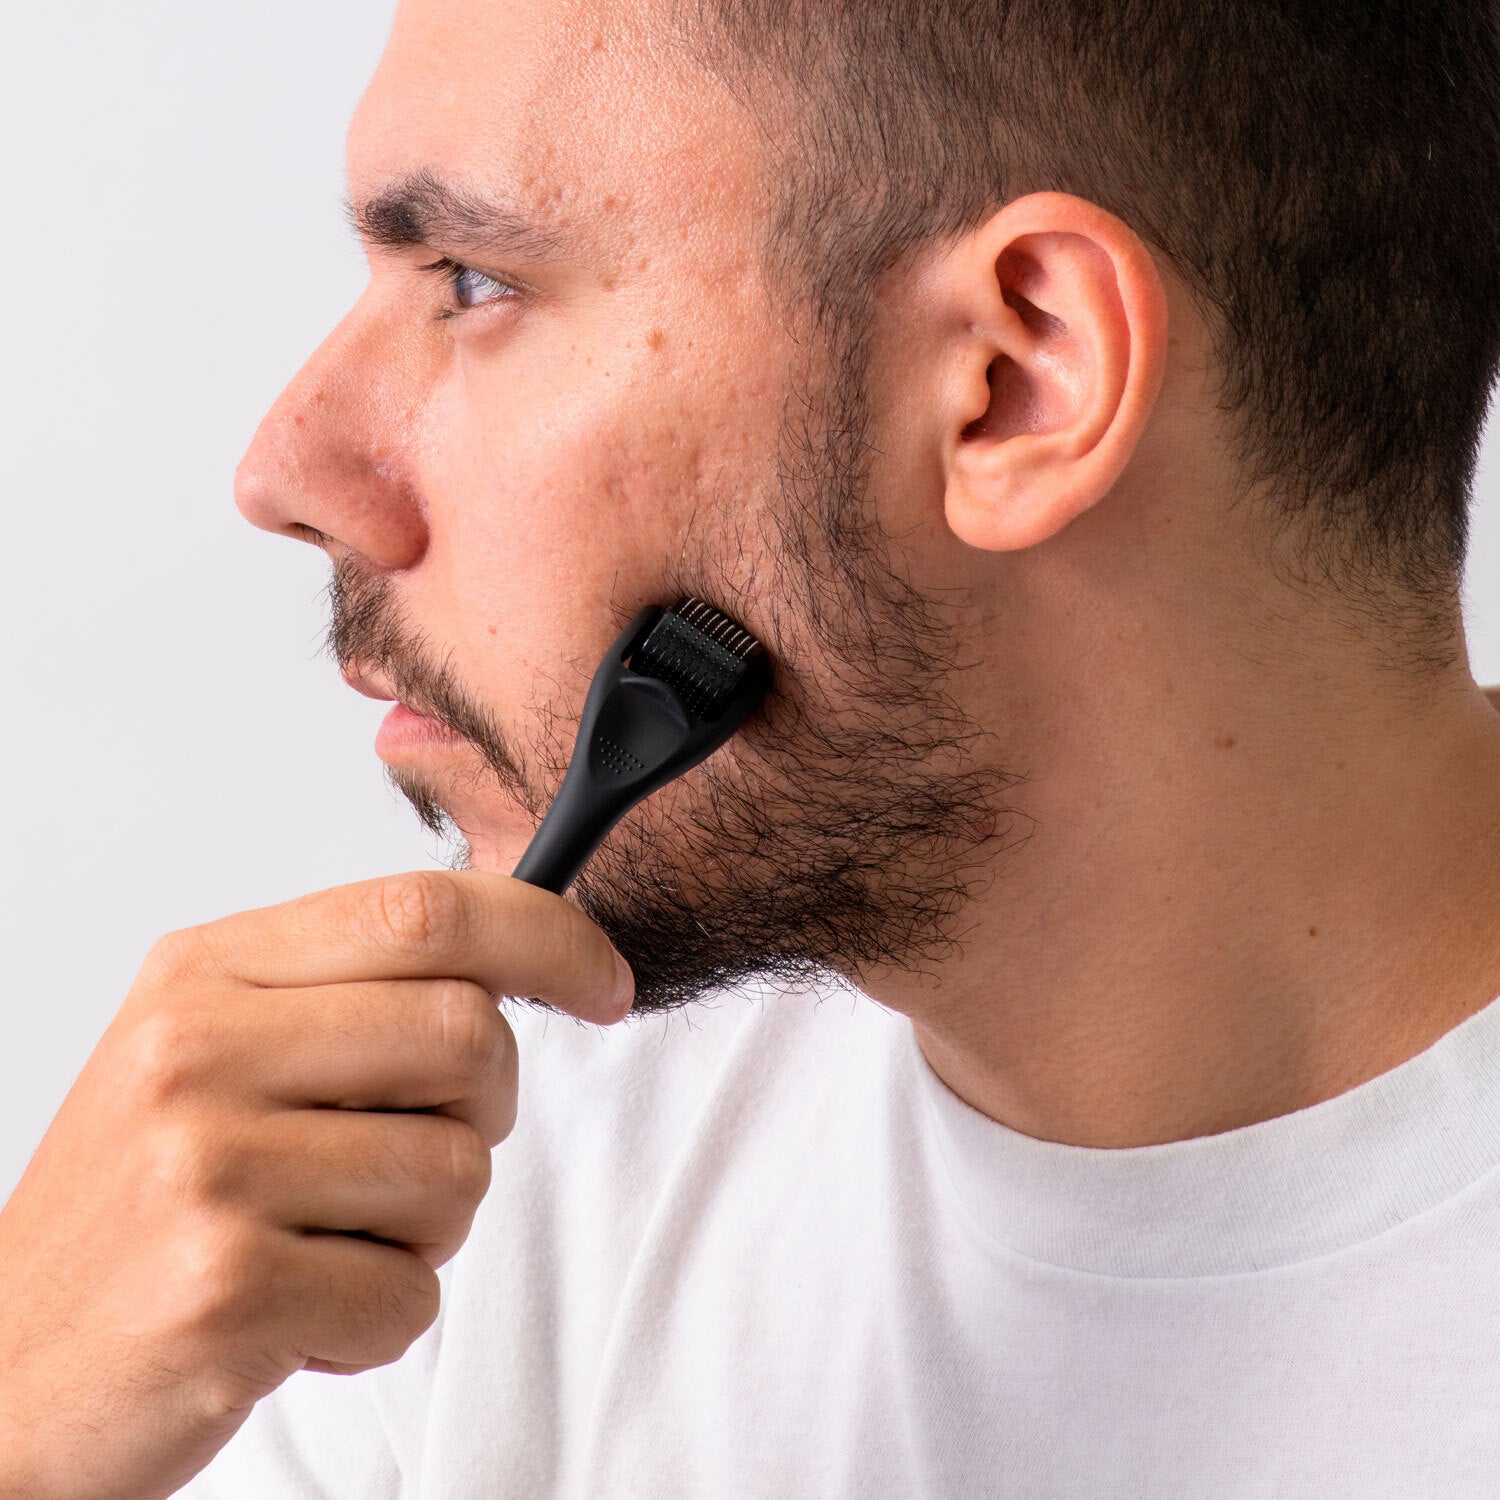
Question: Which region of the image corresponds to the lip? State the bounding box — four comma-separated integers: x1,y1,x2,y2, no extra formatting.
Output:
341,666,398,703
375,700,467,758
342,665,466,758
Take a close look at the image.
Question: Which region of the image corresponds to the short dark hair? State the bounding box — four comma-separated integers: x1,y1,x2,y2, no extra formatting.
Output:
677,1,1500,648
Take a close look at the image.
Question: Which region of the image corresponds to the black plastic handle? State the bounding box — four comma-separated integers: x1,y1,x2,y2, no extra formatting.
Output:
511,606,769,894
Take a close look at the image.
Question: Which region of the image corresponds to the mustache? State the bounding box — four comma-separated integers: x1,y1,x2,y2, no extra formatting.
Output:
322,554,543,814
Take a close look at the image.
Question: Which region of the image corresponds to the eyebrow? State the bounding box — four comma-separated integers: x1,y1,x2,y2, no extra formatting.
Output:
345,169,566,263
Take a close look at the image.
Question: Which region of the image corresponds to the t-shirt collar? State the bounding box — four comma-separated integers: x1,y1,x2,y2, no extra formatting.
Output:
911,991,1500,1277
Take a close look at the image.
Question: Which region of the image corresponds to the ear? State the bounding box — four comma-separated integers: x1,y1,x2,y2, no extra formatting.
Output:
937,192,1168,552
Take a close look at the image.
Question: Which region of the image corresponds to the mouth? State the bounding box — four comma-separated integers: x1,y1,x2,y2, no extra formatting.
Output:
341,666,467,757
375,700,468,757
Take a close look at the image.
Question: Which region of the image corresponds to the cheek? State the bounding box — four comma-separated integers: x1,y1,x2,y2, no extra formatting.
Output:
419,332,779,696
378,305,790,864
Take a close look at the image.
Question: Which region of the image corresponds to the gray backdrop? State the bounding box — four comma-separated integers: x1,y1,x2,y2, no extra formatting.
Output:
3,0,1499,1200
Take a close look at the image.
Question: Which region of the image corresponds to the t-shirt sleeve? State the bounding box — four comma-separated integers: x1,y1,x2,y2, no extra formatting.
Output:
170,1367,401,1499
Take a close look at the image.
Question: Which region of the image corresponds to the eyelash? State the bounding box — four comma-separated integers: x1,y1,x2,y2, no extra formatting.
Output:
417,256,521,321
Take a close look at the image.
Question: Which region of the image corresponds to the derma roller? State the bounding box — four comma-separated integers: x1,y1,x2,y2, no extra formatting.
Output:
510,599,771,895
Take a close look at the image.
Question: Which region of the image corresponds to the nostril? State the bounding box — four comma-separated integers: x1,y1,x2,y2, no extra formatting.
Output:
233,444,328,544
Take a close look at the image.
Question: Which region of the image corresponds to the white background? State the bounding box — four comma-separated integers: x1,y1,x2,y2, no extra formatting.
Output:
2,0,1499,1200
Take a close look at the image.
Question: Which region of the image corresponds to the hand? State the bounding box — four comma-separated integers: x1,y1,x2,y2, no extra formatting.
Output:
0,871,631,1500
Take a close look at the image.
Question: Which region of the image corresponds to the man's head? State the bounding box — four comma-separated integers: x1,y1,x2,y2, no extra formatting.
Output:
235,0,1500,1014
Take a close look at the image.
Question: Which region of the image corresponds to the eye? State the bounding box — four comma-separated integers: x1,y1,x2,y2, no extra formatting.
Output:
418,256,521,319
451,262,515,310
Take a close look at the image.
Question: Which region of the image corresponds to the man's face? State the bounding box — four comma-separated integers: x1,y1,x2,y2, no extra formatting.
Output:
236,0,1009,1012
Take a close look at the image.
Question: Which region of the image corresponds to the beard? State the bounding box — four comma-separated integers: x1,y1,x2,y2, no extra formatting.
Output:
327,300,1030,1016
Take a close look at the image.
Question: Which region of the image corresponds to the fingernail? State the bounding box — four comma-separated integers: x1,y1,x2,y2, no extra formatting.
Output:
609,947,635,1019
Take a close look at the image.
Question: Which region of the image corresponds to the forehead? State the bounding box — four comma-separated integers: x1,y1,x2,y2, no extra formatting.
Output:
349,0,763,272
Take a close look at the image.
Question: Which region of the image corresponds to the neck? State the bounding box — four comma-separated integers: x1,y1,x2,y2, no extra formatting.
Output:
860,582,1500,1148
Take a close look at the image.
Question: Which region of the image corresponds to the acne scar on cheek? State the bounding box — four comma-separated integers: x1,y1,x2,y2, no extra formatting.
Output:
294,415,305,427
646,328,665,351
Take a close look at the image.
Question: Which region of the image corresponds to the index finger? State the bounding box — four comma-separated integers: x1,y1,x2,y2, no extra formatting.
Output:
192,870,633,1024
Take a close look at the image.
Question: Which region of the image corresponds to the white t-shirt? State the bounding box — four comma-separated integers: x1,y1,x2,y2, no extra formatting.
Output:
177,976,1500,1498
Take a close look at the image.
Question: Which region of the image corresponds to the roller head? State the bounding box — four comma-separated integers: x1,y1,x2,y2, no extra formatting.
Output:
630,597,767,720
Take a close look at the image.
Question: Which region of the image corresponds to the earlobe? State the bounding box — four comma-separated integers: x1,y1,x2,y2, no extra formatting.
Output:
941,193,1168,554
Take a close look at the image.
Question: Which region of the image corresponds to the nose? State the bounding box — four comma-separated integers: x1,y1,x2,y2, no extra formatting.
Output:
234,288,430,571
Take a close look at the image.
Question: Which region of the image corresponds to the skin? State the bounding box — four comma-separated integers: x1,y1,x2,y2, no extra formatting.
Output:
4,0,1500,1491
239,0,1500,1148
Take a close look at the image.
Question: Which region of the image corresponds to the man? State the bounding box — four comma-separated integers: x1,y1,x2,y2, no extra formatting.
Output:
5,0,1500,1495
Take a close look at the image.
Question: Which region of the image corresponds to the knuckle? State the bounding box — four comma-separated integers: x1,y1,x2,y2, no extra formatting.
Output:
140,926,213,989
410,1223,473,1272
147,1113,240,1209
438,1119,493,1205
364,873,463,957
179,1228,294,1418
197,1340,295,1423
132,1007,219,1105
429,979,501,1077
390,1257,443,1348
172,1214,268,1336
348,1256,441,1368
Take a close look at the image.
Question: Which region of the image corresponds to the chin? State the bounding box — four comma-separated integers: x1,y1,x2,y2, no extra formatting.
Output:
459,825,535,876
